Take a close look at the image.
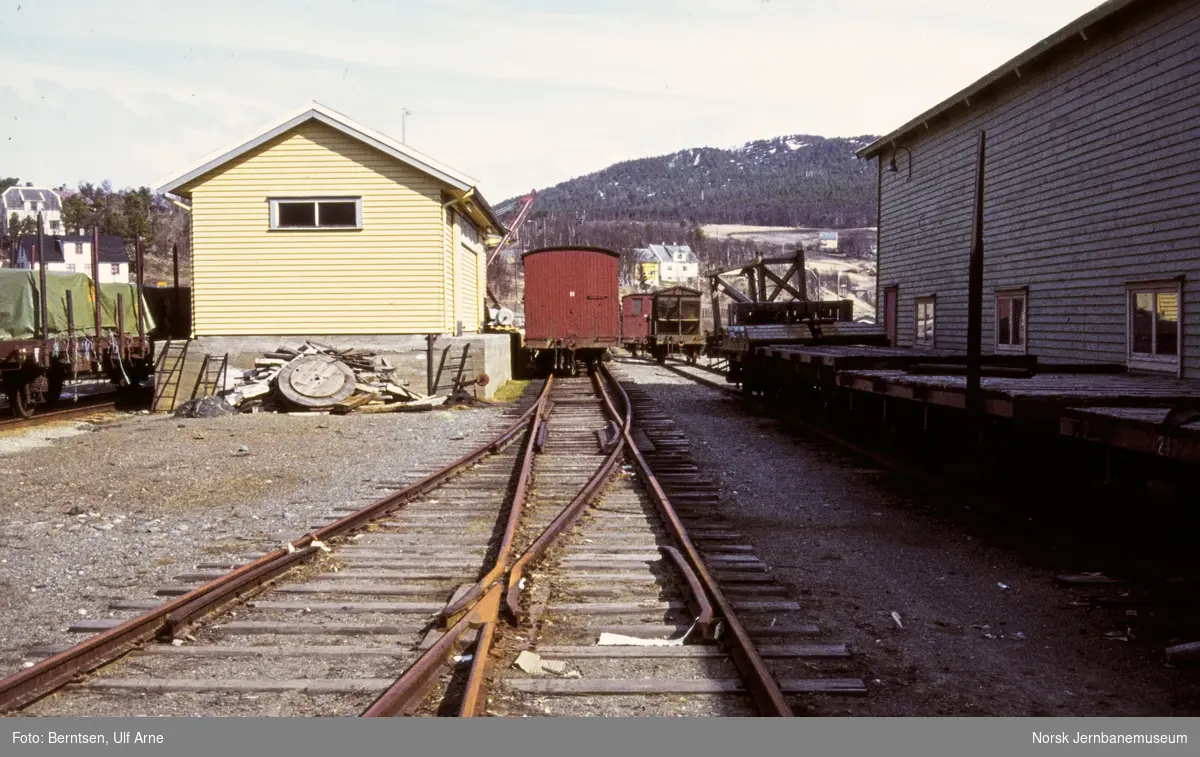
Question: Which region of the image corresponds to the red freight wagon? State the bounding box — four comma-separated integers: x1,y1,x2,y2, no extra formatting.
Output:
521,246,620,375
621,294,652,357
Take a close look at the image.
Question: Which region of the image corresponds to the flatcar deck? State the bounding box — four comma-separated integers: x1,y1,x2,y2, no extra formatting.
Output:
836,369,1200,417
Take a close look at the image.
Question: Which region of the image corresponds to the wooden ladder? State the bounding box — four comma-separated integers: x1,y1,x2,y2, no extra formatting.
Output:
151,339,190,413
191,353,229,400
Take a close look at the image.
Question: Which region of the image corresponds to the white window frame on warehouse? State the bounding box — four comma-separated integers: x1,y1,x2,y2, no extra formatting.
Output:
995,288,1028,353
1126,278,1183,375
915,296,935,346
268,197,362,230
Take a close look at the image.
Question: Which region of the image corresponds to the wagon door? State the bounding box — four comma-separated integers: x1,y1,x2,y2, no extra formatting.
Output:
584,290,611,342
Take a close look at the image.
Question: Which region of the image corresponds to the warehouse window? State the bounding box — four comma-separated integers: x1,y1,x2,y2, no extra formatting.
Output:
915,297,935,346
269,198,361,230
1128,280,1182,373
996,289,1026,352
632,299,643,315
111,264,121,276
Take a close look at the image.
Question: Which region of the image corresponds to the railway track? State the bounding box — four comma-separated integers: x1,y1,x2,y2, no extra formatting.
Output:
0,366,864,717
0,396,121,431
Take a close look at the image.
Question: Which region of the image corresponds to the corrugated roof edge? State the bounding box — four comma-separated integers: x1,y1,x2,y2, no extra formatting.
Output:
856,0,1144,159
520,245,621,260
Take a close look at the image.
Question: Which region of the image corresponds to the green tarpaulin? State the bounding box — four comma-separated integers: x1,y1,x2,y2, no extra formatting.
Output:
0,269,155,341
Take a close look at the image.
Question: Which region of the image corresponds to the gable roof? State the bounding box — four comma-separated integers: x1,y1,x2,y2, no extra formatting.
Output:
857,0,1145,159
156,101,503,231
635,244,698,264
18,235,128,265
2,187,62,212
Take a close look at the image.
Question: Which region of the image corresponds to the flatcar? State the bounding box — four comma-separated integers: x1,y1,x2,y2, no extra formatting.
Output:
1,269,155,417
647,286,703,364
620,293,653,358
521,246,620,375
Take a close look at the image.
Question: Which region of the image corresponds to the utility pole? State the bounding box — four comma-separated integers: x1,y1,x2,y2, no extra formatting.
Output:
401,108,412,144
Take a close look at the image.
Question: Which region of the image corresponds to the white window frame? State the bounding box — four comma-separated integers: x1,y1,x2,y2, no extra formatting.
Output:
995,288,1028,354
66,263,76,273
915,296,935,346
269,197,362,230
1126,279,1183,375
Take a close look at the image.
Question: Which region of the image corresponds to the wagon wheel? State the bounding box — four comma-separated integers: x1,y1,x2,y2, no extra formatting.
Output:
6,381,35,419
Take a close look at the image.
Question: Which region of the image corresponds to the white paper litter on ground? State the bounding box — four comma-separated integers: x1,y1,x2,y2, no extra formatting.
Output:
513,650,568,675
597,621,697,647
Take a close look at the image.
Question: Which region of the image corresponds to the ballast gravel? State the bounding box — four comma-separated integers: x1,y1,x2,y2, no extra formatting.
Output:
617,359,1200,716
0,403,509,679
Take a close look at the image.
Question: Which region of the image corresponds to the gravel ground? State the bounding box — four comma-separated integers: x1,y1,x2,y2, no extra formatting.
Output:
618,359,1200,716
0,400,514,679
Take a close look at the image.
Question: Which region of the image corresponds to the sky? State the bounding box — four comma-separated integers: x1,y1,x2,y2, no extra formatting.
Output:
0,0,1104,203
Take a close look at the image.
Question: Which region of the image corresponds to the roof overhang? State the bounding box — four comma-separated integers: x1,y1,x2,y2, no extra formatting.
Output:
156,101,505,232
856,0,1145,159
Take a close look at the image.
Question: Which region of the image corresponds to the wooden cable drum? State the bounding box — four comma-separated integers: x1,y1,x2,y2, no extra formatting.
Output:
275,355,356,409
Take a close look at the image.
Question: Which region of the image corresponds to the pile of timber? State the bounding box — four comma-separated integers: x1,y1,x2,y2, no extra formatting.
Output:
223,341,447,414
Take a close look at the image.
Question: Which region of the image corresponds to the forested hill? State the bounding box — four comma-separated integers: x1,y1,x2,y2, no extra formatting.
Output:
509,134,879,228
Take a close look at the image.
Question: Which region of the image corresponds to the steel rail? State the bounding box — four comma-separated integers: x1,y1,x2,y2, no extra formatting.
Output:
0,379,553,713
606,365,795,717
503,368,631,621
365,369,630,717
0,399,119,430
440,386,553,620
361,583,504,717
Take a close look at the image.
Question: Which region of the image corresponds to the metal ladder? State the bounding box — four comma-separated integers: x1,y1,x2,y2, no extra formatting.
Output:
151,339,190,412
191,353,229,400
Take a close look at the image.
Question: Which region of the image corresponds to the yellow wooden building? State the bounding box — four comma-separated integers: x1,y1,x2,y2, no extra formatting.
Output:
158,102,503,336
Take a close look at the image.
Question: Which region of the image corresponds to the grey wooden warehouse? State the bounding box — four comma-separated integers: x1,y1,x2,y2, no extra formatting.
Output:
857,0,1200,379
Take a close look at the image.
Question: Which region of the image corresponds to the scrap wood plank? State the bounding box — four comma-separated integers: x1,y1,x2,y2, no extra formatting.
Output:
385,382,424,400
332,393,376,414
356,401,432,414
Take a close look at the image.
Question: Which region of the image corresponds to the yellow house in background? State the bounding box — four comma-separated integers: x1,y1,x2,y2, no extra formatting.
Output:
157,102,504,336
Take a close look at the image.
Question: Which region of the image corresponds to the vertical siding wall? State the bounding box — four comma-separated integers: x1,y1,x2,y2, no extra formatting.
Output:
441,205,453,332
879,0,1200,375
189,121,446,335
454,214,482,332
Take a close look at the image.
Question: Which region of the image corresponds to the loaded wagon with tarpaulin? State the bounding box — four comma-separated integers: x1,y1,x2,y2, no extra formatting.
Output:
0,269,154,417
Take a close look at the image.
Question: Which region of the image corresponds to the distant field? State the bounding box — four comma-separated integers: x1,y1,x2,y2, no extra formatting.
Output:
701,223,877,249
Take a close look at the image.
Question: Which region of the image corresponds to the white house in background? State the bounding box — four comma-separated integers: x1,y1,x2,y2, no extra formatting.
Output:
1,185,64,235
15,234,131,283
634,244,699,287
